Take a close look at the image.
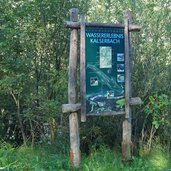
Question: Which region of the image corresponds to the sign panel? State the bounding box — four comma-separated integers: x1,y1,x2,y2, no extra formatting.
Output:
85,27,125,114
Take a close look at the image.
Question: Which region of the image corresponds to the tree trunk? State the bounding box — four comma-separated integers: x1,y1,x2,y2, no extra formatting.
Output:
10,91,27,146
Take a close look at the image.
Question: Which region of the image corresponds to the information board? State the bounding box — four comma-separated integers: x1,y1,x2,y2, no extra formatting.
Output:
85,27,125,114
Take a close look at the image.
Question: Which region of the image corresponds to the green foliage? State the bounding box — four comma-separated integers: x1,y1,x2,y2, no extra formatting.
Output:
0,0,171,168
0,0,87,144
80,117,123,154
145,94,171,129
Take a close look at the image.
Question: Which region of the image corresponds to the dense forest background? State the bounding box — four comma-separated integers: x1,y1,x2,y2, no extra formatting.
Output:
0,0,171,162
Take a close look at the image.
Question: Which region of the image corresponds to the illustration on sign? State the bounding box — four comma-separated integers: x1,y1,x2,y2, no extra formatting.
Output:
86,27,125,114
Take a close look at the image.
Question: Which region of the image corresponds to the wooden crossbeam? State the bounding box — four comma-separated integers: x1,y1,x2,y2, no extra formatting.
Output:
65,21,141,32
130,97,143,106
62,103,81,113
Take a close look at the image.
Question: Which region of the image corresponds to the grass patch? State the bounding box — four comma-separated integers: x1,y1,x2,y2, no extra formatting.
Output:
0,141,70,171
80,146,171,171
0,141,171,171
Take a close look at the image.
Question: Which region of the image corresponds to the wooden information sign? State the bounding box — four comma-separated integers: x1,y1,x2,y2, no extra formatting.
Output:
64,8,142,167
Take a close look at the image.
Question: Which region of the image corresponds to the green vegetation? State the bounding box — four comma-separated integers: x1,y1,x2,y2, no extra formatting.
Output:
0,0,171,170
0,141,70,170
81,146,171,171
0,142,171,171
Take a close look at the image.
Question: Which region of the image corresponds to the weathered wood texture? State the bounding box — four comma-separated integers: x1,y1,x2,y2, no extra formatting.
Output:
65,21,141,32
69,113,80,167
68,8,80,167
124,11,131,119
62,103,81,113
130,97,143,106
87,111,125,116
80,15,86,122
122,10,132,161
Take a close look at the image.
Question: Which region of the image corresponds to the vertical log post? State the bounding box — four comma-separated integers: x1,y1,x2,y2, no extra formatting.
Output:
80,15,86,122
122,11,133,161
68,8,80,167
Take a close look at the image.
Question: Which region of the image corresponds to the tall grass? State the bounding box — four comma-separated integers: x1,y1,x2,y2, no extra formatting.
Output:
0,141,171,171
0,141,70,171
81,146,171,171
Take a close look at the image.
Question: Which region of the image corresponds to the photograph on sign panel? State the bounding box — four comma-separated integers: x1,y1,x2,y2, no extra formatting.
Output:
117,74,124,82
117,53,124,61
117,64,124,72
99,46,112,68
106,90,115,99
90,77,99,86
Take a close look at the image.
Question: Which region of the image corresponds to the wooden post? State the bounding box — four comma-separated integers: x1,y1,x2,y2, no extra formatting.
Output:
122,11,133,161
80,15,86,122
68,8,80,167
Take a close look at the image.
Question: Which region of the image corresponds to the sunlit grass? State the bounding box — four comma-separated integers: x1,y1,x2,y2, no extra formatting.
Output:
150,153,169,170
80,145,171,171
147,149,171,171
0,141,171,170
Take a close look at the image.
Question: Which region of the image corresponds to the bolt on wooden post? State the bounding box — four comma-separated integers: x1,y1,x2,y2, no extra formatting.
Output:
68,8,80,167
